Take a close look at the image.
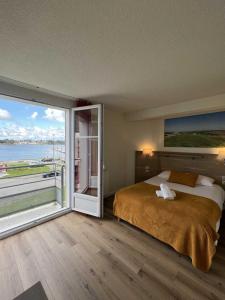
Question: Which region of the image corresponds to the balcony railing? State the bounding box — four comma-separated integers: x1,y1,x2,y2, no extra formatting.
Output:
0,163,65,218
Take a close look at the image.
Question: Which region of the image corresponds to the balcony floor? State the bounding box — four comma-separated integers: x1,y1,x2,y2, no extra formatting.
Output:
0,202,66,234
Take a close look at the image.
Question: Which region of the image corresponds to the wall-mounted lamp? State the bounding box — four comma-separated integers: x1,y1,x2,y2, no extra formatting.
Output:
218,148,225,164
142,148,153,157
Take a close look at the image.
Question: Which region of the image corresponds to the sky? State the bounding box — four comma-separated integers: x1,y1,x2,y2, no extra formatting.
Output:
165,111,225,132
0,97,65,140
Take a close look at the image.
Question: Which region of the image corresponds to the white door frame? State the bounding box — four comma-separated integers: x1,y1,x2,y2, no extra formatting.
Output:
0,97,71,239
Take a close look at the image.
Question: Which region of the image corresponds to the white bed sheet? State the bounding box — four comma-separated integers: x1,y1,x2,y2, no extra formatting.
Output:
145,176,225,234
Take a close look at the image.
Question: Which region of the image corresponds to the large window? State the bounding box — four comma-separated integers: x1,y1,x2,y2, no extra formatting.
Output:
0,95,68,235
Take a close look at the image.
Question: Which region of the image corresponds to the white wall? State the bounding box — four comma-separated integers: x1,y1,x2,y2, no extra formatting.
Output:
103,113,161,193
124,116,225,187
104,107,225,195
104,109,128,196
123,94,225,187
124,119,161,185
126,93,225,121
0,78,74,108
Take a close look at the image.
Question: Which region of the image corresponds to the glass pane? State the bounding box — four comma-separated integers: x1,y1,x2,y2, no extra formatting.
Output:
0,95,69,234
74,109,98,197
75,108,98,137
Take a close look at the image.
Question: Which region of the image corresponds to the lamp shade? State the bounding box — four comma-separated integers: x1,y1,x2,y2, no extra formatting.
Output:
143,148,153,156
218,148,225,160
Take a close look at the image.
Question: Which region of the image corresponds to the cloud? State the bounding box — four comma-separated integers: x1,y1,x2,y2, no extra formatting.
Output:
0,108,11,120
31,112,38,119
44,108,65,122
0,124,65,140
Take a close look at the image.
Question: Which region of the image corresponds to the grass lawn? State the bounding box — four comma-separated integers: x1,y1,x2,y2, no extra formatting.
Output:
165,133,225,147
4,162,51,178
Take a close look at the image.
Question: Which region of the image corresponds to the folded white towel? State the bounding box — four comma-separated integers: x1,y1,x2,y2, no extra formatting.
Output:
159,183,176,200
156,190,163,198
156,190,176,199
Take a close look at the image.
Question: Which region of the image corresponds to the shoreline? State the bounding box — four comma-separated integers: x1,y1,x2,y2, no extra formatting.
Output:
0,159,60,164
0,144,65,162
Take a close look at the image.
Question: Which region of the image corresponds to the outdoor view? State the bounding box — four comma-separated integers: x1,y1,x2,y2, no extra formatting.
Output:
164,111,225,147
0,96,66,228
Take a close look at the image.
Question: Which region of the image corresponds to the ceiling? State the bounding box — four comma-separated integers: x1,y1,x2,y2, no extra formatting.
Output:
0,0,225,112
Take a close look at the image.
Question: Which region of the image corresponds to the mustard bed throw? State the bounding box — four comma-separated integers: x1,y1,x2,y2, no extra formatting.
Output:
113,182,221,272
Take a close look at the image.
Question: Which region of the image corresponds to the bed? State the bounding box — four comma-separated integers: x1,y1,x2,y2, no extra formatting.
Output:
113,174,225,272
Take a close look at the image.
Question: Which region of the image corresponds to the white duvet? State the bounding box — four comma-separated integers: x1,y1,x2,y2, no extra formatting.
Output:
145,176,225,234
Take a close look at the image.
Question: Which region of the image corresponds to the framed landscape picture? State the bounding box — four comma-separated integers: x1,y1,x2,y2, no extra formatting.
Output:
164,111,225,147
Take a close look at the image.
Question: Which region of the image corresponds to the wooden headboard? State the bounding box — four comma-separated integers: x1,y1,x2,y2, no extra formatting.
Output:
135,150,225,185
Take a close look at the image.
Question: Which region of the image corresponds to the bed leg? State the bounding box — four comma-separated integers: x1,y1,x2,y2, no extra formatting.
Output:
117,217,120,223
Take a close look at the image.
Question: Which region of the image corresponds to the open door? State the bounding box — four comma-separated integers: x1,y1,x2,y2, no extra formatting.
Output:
71,104,103,217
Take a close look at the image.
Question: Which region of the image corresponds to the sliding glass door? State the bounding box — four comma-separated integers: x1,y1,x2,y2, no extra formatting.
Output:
71,104,103,217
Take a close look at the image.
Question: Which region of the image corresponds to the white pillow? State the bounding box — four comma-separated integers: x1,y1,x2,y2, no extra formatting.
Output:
158,170,171,180
196,175,215,187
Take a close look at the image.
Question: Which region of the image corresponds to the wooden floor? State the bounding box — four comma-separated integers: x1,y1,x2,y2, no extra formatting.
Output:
1,209,225,300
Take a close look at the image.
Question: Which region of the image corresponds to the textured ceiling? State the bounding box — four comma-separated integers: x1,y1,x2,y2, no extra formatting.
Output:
0,0,225,112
